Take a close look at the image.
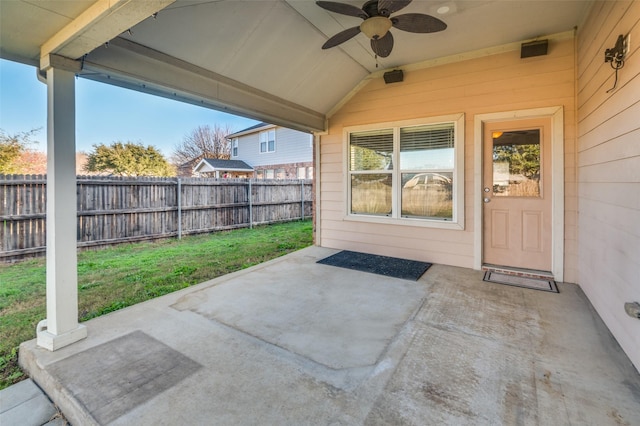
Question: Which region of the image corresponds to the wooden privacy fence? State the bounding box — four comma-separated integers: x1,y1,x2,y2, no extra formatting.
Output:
1,175,313,261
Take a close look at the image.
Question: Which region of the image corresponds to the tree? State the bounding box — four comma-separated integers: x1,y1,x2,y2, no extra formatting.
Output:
84,141,175,177
12,150,47,175
172,124,234,165
493,143,540,179
0,128,41,174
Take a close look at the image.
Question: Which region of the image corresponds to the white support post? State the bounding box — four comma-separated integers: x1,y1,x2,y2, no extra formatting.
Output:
36,66,87,351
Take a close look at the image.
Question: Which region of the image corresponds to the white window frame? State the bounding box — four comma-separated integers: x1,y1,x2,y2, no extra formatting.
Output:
297,167,306,179
344,113,465,230
259,129,276,153
232,138,238,157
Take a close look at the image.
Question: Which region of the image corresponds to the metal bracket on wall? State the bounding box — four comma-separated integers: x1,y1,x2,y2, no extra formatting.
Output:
605,34,630,93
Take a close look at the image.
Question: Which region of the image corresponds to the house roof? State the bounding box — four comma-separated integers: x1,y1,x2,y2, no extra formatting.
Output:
227,122,274,139
0,1,592,133
194,158,254,173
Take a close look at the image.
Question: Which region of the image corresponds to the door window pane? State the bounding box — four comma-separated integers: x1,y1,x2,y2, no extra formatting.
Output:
351,174,392,215
492,129,540,197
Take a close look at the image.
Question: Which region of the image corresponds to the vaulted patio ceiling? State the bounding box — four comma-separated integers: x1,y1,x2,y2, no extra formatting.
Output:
0,0,591,132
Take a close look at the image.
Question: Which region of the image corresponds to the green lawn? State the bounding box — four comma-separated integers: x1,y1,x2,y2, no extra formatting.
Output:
0,220,313,390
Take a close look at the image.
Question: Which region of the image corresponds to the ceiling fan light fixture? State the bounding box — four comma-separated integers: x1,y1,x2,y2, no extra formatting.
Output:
360,16,392,39
433,2,457,15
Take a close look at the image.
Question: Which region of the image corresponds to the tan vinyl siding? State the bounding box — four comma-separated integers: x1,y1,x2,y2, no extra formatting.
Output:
577,1,640,369
320,37,578,279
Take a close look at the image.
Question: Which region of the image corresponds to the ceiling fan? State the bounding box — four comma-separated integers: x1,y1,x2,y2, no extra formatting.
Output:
317,0,447,58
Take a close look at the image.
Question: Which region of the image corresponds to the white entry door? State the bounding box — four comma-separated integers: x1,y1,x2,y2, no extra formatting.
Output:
483,118,552,271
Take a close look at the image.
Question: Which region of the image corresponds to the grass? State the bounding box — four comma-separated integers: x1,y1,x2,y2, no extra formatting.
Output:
0,220,313,390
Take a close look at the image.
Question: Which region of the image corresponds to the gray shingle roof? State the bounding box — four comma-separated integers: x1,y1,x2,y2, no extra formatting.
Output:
226,122,271,138
201,158,253,171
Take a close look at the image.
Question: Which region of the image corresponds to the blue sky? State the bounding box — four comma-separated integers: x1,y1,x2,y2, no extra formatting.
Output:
0,59,259,157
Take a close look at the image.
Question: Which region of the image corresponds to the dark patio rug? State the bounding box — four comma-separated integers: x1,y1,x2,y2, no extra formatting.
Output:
317,250,432,281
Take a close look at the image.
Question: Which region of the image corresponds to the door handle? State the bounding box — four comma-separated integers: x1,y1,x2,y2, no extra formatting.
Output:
484,197,491,203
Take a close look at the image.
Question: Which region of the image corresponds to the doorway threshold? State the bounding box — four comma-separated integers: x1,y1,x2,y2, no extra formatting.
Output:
482,264,554,280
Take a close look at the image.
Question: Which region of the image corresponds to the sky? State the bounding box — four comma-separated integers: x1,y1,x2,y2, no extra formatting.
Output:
0,58,259,158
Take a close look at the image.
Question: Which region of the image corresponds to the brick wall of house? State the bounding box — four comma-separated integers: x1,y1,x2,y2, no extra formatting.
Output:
252,161,314,179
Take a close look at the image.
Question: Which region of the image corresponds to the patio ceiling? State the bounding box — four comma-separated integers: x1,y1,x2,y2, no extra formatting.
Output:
0,0,592,132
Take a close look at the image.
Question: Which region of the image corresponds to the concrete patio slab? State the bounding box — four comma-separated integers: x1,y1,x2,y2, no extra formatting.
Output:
0,378,60,426
171,256,427,370
18,246,640,425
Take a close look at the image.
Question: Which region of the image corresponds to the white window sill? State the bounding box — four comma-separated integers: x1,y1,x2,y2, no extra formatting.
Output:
343,214,464,230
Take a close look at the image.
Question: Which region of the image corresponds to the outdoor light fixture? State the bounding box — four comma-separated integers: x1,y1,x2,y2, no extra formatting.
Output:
604,34,628,92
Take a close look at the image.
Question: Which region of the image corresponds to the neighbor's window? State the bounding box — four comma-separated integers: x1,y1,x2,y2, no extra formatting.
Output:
347,115,463,226
260,130,275,153
265,169,274,179
232,138,238,157
256,170,264,179
276,168,285,179
297,167,306,179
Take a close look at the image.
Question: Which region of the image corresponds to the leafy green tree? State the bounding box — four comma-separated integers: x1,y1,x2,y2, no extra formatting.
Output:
0,128,40,174
84,142,175,177
493,143,540,179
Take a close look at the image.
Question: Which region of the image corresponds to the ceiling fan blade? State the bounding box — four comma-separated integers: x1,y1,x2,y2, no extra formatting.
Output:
316,1,368,19
371,31,394,57
377,0,412,16
392,13,447,33
322,26,362,49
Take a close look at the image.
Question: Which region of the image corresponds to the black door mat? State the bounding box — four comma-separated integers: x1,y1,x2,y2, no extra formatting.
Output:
317,250,432,281
483,271,558,293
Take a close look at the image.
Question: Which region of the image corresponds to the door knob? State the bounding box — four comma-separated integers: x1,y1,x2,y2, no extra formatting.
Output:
484,197,491,203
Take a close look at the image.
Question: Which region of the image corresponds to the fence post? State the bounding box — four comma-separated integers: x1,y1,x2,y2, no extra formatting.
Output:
177,178,182,240
301,180,305,221
248,179,253,229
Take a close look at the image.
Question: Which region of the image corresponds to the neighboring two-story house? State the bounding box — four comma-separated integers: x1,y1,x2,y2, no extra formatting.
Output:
227,123,313,179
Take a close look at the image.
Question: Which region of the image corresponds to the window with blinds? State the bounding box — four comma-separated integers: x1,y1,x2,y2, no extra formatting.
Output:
347,117,461,222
